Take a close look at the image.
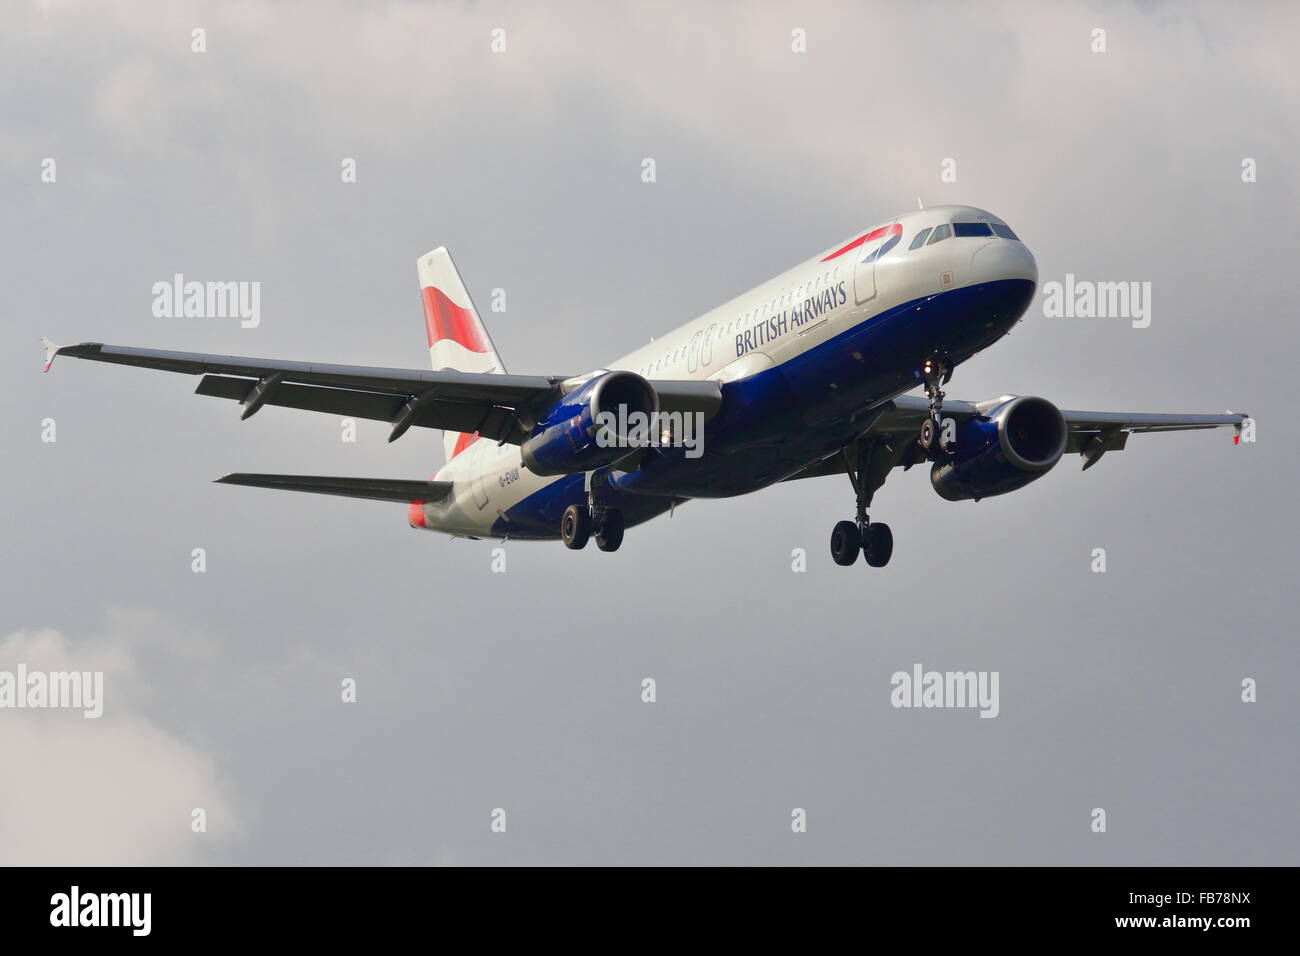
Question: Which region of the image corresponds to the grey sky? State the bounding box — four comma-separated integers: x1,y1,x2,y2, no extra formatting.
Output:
2,0,1296,864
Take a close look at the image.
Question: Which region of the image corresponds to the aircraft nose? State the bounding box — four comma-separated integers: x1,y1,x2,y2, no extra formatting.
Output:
971,239,1037,287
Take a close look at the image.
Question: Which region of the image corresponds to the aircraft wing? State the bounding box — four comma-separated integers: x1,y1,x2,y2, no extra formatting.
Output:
785,393,1248,482
45,340,560,444
879,394,1247,459
877,394,1248,438
44,340,722,444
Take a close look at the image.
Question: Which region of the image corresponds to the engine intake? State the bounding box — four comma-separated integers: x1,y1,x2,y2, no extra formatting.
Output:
521,370,659,476
930,396,1068,501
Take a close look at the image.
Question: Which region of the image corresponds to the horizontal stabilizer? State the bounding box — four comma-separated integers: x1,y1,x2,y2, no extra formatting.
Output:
215,473,453,503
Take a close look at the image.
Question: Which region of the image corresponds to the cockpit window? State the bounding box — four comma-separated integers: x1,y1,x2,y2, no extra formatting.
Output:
990,223,1019,240
953,222,993,237
926,223,952,245
909,227,932,250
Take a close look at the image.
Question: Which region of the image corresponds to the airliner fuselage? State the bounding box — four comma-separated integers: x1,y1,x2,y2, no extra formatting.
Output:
422,204,1035,540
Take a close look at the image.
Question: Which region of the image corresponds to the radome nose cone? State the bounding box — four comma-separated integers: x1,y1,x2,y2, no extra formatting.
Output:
972,241,1038,285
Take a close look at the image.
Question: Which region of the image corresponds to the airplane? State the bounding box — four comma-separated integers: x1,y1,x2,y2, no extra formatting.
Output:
42,204,1248,567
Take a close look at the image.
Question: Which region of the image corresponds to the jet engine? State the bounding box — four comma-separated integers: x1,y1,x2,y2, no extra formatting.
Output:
930,396,1068,501
520,370,659,476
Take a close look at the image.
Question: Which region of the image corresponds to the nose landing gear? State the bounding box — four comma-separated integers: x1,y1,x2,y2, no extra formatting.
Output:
917,356,956,457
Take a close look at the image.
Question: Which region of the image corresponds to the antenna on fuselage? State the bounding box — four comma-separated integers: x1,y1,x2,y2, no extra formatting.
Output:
917,196,926,210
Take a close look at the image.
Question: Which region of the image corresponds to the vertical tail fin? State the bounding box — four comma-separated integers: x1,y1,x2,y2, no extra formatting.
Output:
417,247,506,462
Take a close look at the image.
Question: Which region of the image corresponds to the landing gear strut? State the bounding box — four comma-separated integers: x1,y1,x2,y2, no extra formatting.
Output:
828,437,895,568
918,356,954,456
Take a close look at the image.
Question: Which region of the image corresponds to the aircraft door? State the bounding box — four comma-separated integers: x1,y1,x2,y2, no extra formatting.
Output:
853,219,900,306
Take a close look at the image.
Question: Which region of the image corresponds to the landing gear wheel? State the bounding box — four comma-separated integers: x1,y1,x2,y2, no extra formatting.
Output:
863,522,893,567
830,520,861,566
595,509,624,552
561,504,591,550
919,418,938,451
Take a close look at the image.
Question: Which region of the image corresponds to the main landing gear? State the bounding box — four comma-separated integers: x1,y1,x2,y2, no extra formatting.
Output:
829,437,895,568
561,488,625,552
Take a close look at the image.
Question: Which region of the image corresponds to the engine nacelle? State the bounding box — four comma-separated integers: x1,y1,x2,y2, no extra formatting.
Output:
520,370,659,476
930,396,1068,501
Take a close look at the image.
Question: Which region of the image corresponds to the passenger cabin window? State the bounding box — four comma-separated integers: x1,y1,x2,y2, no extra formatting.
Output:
909,227,933,250
953,222,993,237
990,223,1019,240
926,224,952,245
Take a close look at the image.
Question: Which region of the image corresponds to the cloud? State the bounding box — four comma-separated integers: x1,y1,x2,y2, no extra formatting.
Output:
0,619,239,865
10,0,1294,266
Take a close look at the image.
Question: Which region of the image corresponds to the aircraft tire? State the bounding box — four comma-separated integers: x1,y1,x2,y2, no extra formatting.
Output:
595,510,625,552
561,504,591,549
830,520,861,566
863,522,893,567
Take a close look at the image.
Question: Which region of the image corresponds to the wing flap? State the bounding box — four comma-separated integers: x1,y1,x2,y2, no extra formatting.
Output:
1065,429,1129,455
193,374,520,441
215,473,453,503
196,375,406,422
